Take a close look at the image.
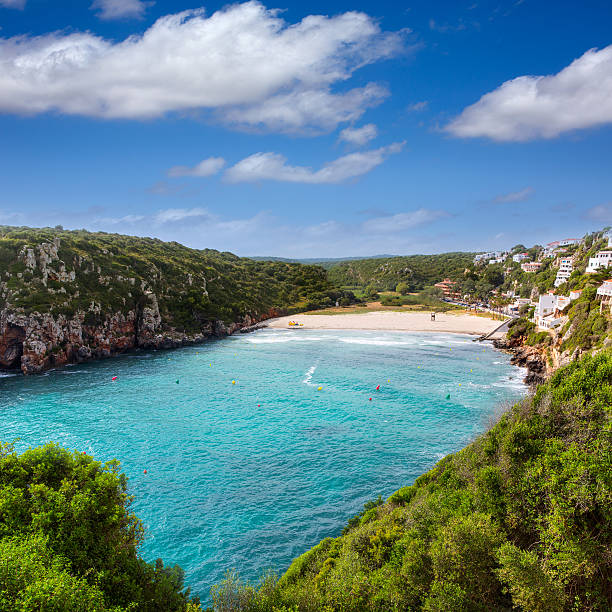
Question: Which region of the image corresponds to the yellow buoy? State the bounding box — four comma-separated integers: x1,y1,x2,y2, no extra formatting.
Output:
232,380,236,385
317,386,322,391
459,383,462,386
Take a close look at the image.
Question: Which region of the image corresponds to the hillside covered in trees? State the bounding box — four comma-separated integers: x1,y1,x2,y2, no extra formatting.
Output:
327,253,476,293
0,226,355,373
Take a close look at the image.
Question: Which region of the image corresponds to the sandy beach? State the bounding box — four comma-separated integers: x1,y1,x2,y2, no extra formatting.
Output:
268,311,507,336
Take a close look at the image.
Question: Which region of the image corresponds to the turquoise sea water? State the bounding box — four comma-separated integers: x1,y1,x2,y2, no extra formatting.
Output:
0,329,526,601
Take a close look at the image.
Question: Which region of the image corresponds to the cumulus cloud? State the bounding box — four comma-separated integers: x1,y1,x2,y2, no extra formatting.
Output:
494,186,534,203
446,45,612,141
221,84,388,134
168,157,226,178
225,142,404,184
339,123,378,146
0,2,404,132
586,202,612,223
363,209,448,233
91,0,152,20
154,208,212,223
406,101,428,112
0,0,25,9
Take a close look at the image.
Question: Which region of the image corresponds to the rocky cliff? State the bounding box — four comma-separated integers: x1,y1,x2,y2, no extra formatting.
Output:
0,226,346,374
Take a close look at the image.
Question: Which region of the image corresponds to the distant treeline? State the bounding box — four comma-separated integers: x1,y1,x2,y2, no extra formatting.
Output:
326,252,476,292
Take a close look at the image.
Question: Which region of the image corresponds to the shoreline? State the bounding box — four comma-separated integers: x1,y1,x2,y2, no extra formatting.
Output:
267,311,507,338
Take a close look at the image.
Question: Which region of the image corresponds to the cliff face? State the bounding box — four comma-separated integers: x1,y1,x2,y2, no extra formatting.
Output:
0,294,280,375
0,226,339,374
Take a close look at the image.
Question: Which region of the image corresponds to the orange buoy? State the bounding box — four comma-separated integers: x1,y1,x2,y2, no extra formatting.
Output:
143,470,147,474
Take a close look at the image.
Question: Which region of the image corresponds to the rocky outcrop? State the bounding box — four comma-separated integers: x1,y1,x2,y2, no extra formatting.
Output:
0,299,281,375
1,227,336,374
493,337,548,386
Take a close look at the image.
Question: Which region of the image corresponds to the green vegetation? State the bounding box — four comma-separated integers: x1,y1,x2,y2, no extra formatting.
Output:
0,442,200,611
379,287,459,311
209,350,612,611
0,226,356,330
327,253,475,293
560,286,612,354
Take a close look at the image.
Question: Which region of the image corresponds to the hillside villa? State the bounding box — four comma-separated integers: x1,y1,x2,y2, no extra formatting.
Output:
554,257,574,287
596,280,612,311
535,293,573,329
586,250,612,274
543,238,581,258
512,252,529,263
521,262,543,273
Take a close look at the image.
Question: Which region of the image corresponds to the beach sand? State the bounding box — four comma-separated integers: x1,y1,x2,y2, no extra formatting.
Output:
268,311,505,336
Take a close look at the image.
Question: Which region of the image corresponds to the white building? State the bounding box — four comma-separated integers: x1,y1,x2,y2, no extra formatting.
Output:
586,250,612,274
521,262,543,273
474,251,507,264
535,293,571,328
543,238,581,259
554,258,573,287
569,289,583,301
596,279,612,301
512,252,529,263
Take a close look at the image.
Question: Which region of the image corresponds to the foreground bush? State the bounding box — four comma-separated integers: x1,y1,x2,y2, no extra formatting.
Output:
211,350,612,611
0,442,200,611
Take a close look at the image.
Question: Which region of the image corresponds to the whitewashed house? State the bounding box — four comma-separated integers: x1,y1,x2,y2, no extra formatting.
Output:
596,280,612,309
521,262,543,273
535,293,570,329
554,258,573,287
512,252,529,263
569,289,583,301
586,250,612,274
543,238,581,259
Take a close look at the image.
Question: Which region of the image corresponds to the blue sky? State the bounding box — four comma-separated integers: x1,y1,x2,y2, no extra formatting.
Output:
1,0,611,257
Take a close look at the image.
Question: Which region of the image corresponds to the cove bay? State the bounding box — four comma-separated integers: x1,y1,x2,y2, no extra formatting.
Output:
0,329,525,600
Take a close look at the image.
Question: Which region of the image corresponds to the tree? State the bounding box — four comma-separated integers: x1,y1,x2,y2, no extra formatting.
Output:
0,443,200,611
364,284,380,301
395,282,409,295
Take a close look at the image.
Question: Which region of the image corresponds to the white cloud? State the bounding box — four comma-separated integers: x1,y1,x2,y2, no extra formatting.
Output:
221,84,388,134
494,186,534,203
154,207,212,223
586,202,612,222
406,100,428,112
91,0,152,20
363,209,448,233
0,0,25,9
0,2,404,132
97,214,146,224
446,45,612,141
168,157,226,178
224,142,404,184
339,123,378,146
0,204,455,257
